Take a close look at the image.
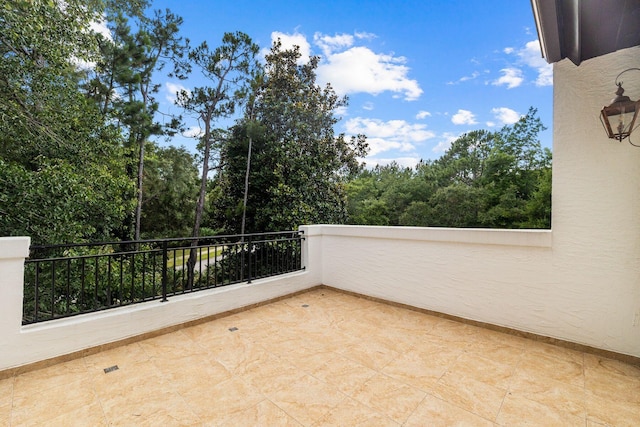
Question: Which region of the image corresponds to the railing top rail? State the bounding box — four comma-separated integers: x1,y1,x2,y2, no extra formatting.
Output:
29,230,304,252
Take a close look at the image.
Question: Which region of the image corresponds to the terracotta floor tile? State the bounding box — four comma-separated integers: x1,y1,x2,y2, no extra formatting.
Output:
152,353,232,394
464,339,525,367
351,373,426,424
584,353,640,378
279,344,337,373
584,354,640,406
311,354,377,396
585,390,640,427
221,399,303,426
206,333,269,374
473,328,530,349
46,401,108,427
526,340,585,365
380,345,452,392
5,289,639,426
102,392,192,426
180,376,264,426
314,396,399,426
445,352,515,390
238,354,307,396
0,402,11,427
516,351,584,388
89,358,164,399
431,371,507,421
11,378,99,426
338,339,401,371
508,371,585,418
497,393,586,426
404,393,494,427
12,358,89,399
0,377,13,407
268,374,345,426
83,342,150,373
137,330,206,360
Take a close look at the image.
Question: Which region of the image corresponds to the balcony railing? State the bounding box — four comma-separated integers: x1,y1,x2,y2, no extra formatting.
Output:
22,231,304,325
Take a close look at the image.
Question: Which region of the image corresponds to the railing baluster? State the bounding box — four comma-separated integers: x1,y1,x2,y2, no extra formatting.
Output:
50,260,55,320
161,241,168,302
22,232,304,324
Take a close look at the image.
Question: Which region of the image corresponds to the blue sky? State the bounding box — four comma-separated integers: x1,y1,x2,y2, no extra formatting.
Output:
150,0,553,168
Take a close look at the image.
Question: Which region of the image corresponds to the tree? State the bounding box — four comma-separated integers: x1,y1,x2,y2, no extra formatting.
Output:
346,108,551,229
85,7,187,240
0,0,138,244
140,145,199,237
214,41,368,233
175,31,258,287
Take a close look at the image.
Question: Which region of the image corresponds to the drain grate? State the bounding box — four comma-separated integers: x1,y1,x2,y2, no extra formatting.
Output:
228,327,238,332
103,365,119,374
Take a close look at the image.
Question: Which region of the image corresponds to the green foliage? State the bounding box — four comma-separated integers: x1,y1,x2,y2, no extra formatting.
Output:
22,243,164,323
85,7,188,240
213,41,368,233
176,31,259,242
346,108,552,229
140,145,199,238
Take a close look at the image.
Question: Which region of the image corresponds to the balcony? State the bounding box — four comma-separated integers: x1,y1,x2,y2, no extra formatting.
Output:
2,287,639,426
1,224,640,425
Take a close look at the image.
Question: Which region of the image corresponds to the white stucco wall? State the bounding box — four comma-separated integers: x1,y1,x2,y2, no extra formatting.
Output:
0,228,322,371
315,46,640,358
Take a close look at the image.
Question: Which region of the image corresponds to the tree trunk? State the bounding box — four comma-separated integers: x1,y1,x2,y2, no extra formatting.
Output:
187,114,211,289
240,136,252,236
134,138,145,241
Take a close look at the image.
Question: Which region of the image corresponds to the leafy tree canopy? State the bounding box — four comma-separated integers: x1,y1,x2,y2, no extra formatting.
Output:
212,41,368,233
347,108,551,229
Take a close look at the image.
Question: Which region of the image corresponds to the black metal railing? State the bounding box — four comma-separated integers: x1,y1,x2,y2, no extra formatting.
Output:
23,231,305,325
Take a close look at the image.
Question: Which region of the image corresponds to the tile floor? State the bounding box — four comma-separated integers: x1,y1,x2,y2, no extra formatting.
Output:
1,288,639,426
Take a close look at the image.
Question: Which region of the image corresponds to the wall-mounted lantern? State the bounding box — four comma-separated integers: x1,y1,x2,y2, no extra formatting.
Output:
600,68,640,144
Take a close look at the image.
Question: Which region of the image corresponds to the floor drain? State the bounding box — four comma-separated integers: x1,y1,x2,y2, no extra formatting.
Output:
104,365,119,374
229,327,238,332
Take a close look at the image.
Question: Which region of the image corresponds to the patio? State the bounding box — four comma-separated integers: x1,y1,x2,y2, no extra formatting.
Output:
1,287,638,426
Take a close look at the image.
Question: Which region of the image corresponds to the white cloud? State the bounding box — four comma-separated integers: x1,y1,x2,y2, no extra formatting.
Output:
451,109,477,125
432,132,460,153
267,31,423,101
334,105,348,117
183,126,203,138
503,47,515,54
74,16,112,69
416,110,431,119
491,107,521,126
270,31,311,63
492,68,524,89
354,31,376,41
90,18,112,41
362,102,374,111
165,82,190,103
317,46,422,101
345,117,435,156
448,71,482,85
313,32,354,56
518,40,553,86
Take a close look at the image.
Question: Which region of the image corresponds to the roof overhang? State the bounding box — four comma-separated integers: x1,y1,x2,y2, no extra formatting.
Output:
531,0,640,65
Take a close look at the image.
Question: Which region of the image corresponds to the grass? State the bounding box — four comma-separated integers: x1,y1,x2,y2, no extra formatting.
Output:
166,246,225,269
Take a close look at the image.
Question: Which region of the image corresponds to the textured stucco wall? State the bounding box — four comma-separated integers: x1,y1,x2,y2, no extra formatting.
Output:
0,229,322,371
316,47,640,358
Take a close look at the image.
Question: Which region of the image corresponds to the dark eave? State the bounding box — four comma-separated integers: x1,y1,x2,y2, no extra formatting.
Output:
531,0,640,65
